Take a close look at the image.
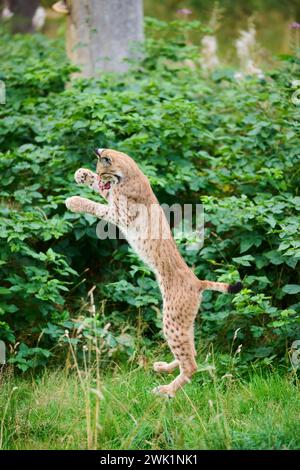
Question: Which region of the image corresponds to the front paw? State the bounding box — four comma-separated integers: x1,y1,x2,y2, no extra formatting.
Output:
65,196,85,212
74,168,96,185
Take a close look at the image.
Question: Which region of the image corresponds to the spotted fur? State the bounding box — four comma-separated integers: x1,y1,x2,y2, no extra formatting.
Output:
66,149,242,397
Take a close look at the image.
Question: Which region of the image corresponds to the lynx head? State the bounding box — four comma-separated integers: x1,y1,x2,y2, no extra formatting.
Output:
94,148,140,191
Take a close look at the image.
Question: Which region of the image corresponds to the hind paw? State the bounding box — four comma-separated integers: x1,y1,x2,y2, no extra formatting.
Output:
152,385,175,398
153,362,170,373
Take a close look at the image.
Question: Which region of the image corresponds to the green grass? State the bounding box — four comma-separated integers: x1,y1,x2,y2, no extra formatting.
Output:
0,362,299,450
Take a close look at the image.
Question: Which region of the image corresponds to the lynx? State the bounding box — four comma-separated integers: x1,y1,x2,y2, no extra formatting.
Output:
65,148,242,397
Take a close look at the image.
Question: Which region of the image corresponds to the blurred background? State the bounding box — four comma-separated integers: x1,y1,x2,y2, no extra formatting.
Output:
1,0,300,62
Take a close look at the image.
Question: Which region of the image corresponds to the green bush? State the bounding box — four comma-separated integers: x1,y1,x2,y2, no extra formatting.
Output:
0,21,299,370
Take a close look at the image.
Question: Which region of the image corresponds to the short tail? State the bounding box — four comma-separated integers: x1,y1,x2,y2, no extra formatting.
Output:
198,280,243,294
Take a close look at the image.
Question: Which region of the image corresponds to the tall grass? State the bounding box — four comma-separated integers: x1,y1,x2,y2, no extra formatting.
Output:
1,293,299,450
0,360,299,450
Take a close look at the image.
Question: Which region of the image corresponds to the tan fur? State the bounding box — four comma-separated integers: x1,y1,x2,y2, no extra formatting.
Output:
66,149,241,397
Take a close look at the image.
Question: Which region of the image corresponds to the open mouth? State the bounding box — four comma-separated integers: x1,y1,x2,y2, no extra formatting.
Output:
98,174,120,191
99,181,111,191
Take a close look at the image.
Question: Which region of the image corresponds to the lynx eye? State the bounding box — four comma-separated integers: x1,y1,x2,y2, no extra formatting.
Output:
101,156,112,166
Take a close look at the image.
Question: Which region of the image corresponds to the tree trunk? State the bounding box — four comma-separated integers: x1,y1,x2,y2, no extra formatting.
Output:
66,0,144,77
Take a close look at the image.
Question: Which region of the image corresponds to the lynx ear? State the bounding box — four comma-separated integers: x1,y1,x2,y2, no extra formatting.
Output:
94,148,103,159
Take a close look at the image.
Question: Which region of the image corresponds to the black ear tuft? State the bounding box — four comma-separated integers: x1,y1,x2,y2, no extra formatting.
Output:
228,281,243,294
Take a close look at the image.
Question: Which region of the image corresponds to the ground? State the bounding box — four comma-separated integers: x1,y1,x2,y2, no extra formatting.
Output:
1,359,299,450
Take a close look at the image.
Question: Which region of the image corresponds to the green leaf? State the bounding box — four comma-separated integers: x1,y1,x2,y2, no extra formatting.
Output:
265,250,285,265
282,284,300,295
232,255,255,266
240,235,261,253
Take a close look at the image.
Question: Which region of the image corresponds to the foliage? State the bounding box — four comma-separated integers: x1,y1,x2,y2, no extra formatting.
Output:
0,22,299,370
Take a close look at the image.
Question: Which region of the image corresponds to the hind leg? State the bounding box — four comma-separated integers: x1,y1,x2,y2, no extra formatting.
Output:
189,324,197,357
152,286,200,397
153,323,196,373
153,301,199,396
153,333,197,397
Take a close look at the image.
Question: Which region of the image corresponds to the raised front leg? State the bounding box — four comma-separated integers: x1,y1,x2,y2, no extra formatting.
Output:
65,196,115,224
74,168,109,199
